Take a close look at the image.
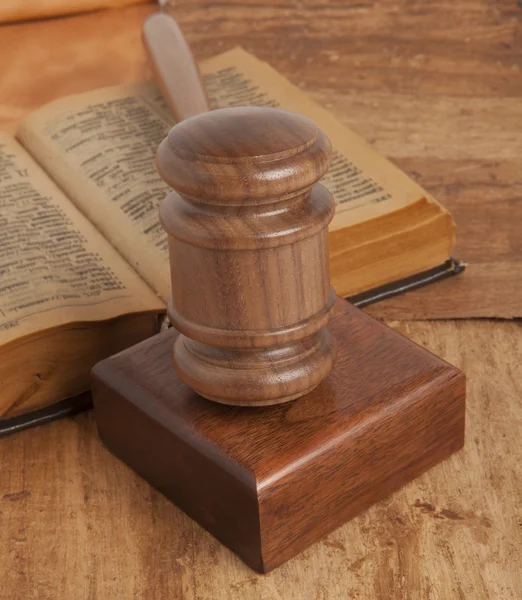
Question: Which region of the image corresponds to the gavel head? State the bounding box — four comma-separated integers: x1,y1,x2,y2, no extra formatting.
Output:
157,106,336,406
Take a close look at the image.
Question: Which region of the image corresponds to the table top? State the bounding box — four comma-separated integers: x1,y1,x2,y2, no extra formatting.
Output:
1,2,521,599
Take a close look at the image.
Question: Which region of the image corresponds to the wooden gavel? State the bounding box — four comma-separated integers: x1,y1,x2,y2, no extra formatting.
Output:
143,13,210,121
157,107,337,405
144,13,337,405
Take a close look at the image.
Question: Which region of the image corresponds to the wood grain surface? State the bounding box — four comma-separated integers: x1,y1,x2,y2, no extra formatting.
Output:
0,1,520,317
2,318,520,598
142,12,210,121
162,0,522,319
0,2,520,597
92,298,464,572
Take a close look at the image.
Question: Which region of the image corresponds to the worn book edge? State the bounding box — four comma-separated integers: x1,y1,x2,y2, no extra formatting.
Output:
0,260,465,436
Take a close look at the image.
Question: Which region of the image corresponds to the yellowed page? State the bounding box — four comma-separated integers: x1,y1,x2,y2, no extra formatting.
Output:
17,84,174,301
200,48,437,232
17,47,443,303
0,134,163,347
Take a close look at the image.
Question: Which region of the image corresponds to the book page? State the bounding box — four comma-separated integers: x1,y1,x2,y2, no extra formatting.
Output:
200,48,435,232
17,84,174,301
0,134,163,346
17,47,438,302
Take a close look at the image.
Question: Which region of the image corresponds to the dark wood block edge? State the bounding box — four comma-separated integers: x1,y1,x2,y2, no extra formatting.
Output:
91,299,466,573
94,366,265,571
259,367,465,570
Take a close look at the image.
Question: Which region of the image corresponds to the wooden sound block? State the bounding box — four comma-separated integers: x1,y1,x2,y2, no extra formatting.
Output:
92,298,465,573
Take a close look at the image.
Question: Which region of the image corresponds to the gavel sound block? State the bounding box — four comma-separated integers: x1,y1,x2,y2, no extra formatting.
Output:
92,108,465,573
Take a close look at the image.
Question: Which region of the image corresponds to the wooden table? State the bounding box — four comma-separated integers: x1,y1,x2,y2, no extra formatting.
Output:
1,3,521,598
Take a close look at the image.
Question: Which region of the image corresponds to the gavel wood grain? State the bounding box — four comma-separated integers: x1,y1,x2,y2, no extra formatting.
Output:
142,12,209,121
156,106,337,406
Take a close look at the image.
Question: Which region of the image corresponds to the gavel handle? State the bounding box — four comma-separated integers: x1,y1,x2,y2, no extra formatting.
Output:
142,13,210,121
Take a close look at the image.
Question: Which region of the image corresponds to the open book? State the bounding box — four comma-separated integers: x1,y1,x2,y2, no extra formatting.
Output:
1,47,457,427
